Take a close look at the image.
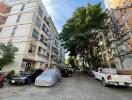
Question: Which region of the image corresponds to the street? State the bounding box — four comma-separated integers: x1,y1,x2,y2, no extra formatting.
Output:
0,72,132,100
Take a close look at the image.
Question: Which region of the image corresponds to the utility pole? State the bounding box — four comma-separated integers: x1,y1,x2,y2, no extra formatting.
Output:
48,34,53,68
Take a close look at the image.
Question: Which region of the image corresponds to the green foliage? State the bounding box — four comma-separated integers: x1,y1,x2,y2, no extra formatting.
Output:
90,56,102,69
60,3,107,68
0,44,18,70
5,70,15,79
67,56,75,68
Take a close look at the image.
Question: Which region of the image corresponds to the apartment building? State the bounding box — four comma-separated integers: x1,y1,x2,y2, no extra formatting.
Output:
103,0,132,70
0,0,65,73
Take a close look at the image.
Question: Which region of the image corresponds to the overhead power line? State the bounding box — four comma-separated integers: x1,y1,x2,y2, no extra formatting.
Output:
7,0,72,7
0,0,73,18
1,0,72,16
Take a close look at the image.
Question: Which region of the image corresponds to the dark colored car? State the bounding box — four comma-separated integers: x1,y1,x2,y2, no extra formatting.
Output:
30,69,43,82
9,69,43,85
9,72,32,85
59,68,73,77
0,72,4,88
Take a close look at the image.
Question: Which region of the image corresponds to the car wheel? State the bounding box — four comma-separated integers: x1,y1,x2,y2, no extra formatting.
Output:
26,79,32,85
102,79,109,87
0,82,3,88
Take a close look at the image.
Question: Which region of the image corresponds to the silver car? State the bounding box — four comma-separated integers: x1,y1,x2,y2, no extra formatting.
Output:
35,68,61,86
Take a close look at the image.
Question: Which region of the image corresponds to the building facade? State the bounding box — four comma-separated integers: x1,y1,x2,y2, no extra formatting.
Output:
103,0,132,71
0,0,65,73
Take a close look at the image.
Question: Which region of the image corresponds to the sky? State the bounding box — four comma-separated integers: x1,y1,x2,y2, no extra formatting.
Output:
42,0,105,59
42,0,105,33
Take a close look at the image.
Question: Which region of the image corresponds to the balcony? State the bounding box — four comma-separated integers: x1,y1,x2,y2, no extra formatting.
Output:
37,46,48,59
32,29,39,39
38,7,43,18
35,17,42,29
44,16,49,26
28,44,36,54
40,34,48,46
37,52,48,59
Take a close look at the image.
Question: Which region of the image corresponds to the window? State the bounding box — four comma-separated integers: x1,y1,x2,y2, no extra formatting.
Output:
45,64,48,67
47,53,49,58
55,40,58,47
42,24,46,33
32,29,39,39
40,34,44,43
38,47,45,54
46,29,49,34
38,46,42,53
0,29,1,33
28,44,36,53
12,26,17,34
35,17,42,29
38,7,43,18
16,14,21,23
38,46,47,58
42,23,49,35
44,16,49,25
54,48,58,54
21,4,25,11
40,34,47,46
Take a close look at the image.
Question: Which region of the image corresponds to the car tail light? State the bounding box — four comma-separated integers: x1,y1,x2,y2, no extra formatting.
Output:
107,75,112,80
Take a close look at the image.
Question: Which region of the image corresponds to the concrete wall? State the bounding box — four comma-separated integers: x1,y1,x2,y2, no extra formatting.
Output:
0,0,36,73
0,0,65,73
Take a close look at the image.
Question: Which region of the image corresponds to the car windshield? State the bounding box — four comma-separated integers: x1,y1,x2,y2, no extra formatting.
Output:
15,73,29,77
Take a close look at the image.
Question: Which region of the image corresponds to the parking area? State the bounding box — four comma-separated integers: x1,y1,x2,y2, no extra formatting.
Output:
0,72,132,100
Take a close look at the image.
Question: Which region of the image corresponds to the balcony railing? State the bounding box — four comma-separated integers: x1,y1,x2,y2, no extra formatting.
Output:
37,52,48,59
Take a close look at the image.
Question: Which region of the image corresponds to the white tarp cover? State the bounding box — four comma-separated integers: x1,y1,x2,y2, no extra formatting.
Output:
35,68,61,86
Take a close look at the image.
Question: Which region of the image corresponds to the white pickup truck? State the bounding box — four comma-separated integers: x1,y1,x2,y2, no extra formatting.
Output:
92,68,132,87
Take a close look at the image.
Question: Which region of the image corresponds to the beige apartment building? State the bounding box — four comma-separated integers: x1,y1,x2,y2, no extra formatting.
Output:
0,0,65,73
102,0,132,71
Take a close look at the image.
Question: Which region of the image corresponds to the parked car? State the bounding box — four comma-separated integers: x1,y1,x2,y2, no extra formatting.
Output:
0,71,4,88
9,69,43,85
92,68,132,87
35,68,61,86
30,69,43,82
9,72,32,85
59,67,73,77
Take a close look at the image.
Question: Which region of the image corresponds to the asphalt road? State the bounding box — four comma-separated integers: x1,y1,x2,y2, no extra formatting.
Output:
0,72,132,100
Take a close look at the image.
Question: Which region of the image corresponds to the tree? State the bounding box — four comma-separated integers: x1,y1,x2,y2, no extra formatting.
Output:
67,56,75,68
60,3,107,69
0,43,18,70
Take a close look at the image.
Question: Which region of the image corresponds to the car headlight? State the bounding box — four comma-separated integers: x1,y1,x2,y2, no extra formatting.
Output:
11,80,15,83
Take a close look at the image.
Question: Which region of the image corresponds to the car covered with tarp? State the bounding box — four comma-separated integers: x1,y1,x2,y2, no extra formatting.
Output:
35,68,61,86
